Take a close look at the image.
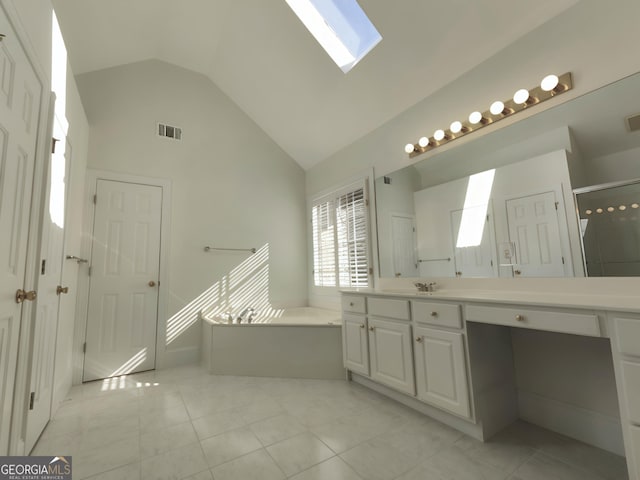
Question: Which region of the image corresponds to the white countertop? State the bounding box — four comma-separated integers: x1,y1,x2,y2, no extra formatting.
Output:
341,288,640,313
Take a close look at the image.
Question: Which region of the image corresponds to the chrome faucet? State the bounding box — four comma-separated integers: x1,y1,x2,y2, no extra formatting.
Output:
236,307,255,324
414,282,437,292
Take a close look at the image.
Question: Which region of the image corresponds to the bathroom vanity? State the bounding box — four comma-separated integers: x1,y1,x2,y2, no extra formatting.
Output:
340,289,640,480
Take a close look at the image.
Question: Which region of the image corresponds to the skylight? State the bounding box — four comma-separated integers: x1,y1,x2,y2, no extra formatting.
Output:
286,0,382,73
456,169,496,248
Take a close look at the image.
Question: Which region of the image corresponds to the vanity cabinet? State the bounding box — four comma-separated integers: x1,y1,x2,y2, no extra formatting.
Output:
342,295,369,375
368,316,415,395
610,314,640,479
343,313,369,376
414,326,471,418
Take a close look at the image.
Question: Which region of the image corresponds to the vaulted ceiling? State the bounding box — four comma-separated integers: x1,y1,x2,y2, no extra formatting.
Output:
52,0,579,170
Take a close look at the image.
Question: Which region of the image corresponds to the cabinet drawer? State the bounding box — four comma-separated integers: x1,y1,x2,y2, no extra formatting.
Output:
465,304,601,337
622,360,640,424
342,295,366,314
615,317,640,357
368,297,410,320
412,301,462,329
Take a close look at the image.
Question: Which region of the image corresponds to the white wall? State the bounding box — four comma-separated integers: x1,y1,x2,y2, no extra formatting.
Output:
75,60,308,367
584,145,640,186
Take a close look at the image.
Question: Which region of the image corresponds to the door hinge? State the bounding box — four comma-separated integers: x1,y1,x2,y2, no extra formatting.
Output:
486,215,489,222
88,266,92,276
29,392,35,410
41,259,46,275
51,137,59,154
83,342,87,353
365,199,370,206
555,201,559,210
369,267,373,275
562,256,565,264
93,194,97,204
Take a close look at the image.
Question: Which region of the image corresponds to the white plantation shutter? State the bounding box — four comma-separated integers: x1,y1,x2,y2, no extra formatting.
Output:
312,200,337,286
312,181,370,288
336,188,368,287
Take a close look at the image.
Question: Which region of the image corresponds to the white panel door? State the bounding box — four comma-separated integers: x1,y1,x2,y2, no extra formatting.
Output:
506,191,565,277
0,9,43,454
368,317,415,395
25,116,69,452
343,313,369,376
390,214,418,277
84,180,162,382
414,326,471,418
450,207,497,278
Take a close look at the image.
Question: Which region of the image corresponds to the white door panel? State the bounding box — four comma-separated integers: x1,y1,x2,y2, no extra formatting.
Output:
25,115,69,452
391,214,418,277
450,207,497,278
506,191,565,277
84,180,162,382
0,6,43,454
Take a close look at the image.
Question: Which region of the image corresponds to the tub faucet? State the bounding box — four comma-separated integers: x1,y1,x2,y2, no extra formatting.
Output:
237,307,255,324
414,282,437,292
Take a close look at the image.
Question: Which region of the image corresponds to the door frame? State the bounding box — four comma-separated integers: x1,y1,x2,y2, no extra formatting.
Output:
72,170,172,385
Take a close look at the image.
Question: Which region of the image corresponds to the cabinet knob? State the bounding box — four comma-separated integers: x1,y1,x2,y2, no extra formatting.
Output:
515,314,525,321
349,302,354,306
360,324,365,329
415,337,423,343
430,311,438,317
369,326,375,332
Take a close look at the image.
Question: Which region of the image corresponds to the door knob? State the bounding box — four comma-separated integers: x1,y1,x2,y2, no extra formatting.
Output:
56,286,69,295
514,269,522,276
148,281,156,287
416,337,423,343
15,289,37,304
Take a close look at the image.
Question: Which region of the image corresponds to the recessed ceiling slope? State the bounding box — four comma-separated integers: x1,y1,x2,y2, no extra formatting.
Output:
52,0,579,170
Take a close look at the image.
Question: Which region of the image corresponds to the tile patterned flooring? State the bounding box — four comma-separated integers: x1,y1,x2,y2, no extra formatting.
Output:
32,364,629,480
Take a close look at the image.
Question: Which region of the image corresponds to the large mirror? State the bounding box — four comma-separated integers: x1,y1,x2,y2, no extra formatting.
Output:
375,71,640,278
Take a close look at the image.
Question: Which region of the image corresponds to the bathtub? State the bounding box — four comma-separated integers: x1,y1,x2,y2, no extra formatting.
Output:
200,307,345,379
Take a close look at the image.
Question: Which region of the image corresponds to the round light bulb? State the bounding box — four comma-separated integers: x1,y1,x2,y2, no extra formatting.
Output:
632,203,639,209
434,129,446,141
607,206,615,212
541,74,559,92
404,143,415,154
450,121,463,133
619,205,627,211
468,111,483,124
585,210,592,215
418,136,430,148
490,101,505,116
596,208,603,214
513,88,530,105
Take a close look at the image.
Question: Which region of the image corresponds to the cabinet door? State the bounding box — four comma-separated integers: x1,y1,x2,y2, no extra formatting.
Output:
369,317,415,395
414,326,471,418
343,313,369,376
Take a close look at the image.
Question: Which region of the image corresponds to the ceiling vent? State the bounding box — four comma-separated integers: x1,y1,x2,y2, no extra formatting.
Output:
158,123,182,140
626,113,640,132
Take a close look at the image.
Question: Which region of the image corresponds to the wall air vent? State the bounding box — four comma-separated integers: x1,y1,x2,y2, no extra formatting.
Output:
158,123,182,140
626,113,640,132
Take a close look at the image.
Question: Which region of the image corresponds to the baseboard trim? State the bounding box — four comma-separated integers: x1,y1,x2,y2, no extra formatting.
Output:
517,389,624,456
160,346,199,369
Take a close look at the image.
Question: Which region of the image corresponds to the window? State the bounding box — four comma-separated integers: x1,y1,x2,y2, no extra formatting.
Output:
312,181,370,287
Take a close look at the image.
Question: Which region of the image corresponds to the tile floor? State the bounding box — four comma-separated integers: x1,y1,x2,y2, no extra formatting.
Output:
32,364,629,480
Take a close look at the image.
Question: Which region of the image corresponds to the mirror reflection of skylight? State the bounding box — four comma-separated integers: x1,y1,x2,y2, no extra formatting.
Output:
286,0,382,73
456,169,496,248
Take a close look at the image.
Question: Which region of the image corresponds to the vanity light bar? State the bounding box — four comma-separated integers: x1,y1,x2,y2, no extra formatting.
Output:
404,72,573,158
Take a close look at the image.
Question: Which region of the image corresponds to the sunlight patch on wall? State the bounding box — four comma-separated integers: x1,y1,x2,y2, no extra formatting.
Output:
166,244,283,345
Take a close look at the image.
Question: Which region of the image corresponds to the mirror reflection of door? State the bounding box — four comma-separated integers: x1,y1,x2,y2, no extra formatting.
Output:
506,191,565,277
83,179,162,382
390,214,418,277
450,206,498,278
